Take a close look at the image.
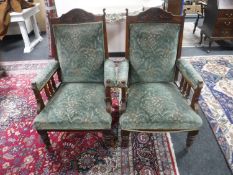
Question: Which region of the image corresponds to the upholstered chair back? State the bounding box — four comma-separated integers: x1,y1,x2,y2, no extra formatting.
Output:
129,23,180,85
53,22,105,83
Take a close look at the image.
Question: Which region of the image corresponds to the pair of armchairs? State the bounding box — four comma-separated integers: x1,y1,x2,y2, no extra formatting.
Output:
31,8,203,149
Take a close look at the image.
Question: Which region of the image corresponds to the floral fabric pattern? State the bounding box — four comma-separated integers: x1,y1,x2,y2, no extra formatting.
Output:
129,23,180,84
53,22,105,83
31,60,59,90
117,59,129,87
176,59,203,89
104,59,117,87
34,83,112,130
120,83,202,130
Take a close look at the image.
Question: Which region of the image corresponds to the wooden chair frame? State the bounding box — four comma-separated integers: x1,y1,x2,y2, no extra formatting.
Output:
31,9,115,148
120,8,203,148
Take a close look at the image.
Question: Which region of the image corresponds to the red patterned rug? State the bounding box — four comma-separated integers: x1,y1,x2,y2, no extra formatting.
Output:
0,60,179,175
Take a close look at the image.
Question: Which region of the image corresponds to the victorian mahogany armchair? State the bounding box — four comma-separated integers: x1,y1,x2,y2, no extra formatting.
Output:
31,9,116,148
117,8,203,148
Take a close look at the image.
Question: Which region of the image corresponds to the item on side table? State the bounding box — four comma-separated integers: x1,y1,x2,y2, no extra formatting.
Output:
0,0,34,39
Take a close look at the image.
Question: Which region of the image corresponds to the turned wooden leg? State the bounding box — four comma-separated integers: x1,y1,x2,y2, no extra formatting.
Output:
207,40,213,53
111,111,119,142
121,130,130,148
105,86,112,113
199,31,203,45
37,130,51,148
193,14,200,34
111,112,120,128
186,130,199,148
103,130,116,148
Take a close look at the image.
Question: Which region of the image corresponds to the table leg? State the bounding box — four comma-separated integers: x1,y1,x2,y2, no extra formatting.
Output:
18,21,32,53
31,15,43,41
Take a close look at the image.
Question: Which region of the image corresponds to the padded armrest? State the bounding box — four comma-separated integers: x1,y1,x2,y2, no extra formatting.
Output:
176,59,203,89
117,59,129,87
32,61,59,91
104,59,116,87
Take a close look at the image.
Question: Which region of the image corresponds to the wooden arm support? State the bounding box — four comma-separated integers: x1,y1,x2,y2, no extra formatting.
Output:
119,86,128,114
31,68,62,114
105,86,112,113
178,73,203,112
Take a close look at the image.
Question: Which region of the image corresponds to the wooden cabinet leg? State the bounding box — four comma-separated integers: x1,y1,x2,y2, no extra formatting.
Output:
207,40,213,53
186,130,199,148
193,14,200,34
199,31,203,44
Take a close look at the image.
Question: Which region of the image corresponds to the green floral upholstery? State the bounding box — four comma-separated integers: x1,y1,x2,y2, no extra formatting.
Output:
120,83,202,131
117,60,129,87
176,59,203,89
104,59,116,87
129,23,180,84
53,22,105,83
33,83,112,130
32,61,59,91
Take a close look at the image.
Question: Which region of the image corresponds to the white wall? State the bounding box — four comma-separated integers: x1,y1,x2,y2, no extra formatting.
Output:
54,0,163,52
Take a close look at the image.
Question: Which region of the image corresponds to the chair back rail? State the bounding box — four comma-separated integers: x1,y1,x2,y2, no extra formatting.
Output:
125,7,184,84
50,8,108,60
125,8,184,60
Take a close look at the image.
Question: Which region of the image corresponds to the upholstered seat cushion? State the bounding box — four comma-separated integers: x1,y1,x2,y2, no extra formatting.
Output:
120,83,202,131
33,83,112,130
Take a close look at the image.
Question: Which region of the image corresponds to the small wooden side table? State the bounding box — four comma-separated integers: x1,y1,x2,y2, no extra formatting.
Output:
10,3,43,53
